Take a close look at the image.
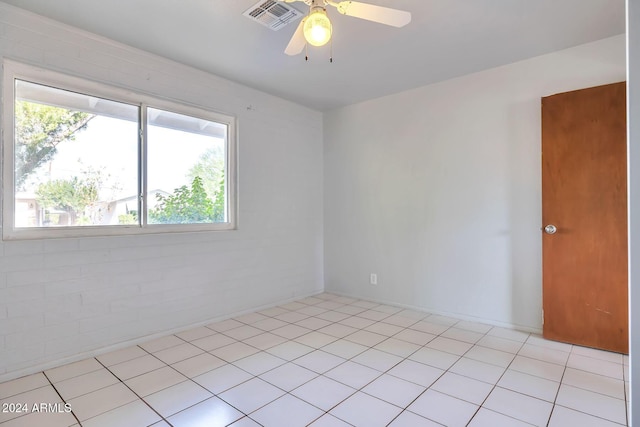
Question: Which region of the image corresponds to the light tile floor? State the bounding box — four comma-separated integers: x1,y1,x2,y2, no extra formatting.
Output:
0,293,630,426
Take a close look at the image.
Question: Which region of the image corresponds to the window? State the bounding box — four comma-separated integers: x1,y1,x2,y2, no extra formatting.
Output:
2,61,236,239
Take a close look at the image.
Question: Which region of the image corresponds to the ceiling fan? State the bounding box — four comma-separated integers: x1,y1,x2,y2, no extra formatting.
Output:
280,0,412,56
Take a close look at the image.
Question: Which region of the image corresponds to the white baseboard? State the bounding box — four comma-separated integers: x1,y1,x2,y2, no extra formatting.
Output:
0,288,324,383
325,289,543,335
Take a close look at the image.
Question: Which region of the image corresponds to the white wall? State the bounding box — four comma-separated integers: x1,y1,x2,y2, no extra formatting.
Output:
627,0,639,423
0,3,324,381
324,35,626,331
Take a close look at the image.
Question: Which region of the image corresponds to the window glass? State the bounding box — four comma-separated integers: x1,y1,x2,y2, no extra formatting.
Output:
4,62,236,239
146,107,228,224
14,80,138,228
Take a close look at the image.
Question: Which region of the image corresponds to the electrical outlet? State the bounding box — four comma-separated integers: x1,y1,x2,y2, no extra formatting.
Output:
370,273,378,285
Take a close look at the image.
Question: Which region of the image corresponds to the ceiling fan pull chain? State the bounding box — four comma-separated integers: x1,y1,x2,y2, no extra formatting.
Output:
329,38,333,63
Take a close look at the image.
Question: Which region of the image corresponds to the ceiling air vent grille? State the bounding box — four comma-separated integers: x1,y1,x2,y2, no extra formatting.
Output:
243,0,303,31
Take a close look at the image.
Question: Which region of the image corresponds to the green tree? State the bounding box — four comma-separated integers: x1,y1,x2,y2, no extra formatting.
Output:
149,176,220,224
187,147,223,197
118,212,138,225
15,100,94,188
213,177,225,221
36,166,110,225
36,176,99,225
187,147,225,222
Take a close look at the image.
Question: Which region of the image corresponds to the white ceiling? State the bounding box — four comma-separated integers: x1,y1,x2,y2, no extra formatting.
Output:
1,0,625,111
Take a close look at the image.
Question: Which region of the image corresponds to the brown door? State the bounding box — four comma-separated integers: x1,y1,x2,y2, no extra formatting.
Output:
542,82,628,354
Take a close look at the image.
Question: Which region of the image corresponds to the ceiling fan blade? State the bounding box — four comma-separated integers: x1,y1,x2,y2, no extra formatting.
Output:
285,18,306,56
334,1,411,27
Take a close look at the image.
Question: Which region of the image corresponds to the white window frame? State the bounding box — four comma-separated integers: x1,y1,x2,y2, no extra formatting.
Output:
2,60,237,240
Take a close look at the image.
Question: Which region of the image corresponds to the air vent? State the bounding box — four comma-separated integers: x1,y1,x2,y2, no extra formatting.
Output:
243,0,303,31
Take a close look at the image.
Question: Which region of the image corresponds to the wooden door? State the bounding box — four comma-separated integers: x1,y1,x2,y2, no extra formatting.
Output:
542,82,628,354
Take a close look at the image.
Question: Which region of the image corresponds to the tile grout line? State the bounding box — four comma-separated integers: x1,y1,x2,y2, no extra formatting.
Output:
94,353,173,427
41,370,82,426
459,326,529,426
380,319,466,426
301,305,516,426
133,335,290,426
445,323,506,426
381,317,497,425
222,301,429,426
156,299,367,426
218,300,364,425
330,312,456,426
545,353,568,427
624,364,630,427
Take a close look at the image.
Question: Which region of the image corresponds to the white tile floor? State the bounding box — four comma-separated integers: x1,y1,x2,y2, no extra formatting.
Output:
0,293,630,426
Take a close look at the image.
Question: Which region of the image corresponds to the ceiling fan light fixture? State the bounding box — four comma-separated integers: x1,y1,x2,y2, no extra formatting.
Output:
303,9,332,47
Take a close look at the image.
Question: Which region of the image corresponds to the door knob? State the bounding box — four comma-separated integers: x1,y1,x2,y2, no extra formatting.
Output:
544,224,557,235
